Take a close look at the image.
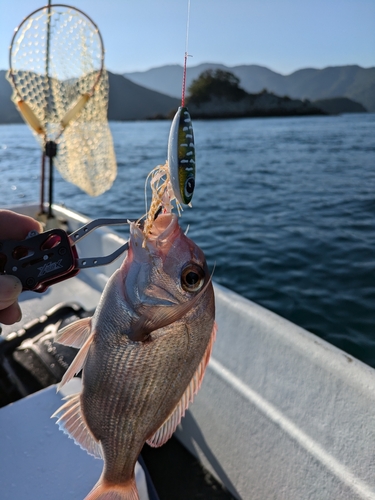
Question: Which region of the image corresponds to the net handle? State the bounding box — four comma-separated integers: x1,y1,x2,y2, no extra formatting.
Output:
8,3,105,100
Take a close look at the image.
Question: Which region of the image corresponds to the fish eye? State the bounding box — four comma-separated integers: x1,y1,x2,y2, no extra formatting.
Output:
184,177,195,200
181,263,205,293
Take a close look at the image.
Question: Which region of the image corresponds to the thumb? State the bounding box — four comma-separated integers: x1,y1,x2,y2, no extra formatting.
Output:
0,275,23,309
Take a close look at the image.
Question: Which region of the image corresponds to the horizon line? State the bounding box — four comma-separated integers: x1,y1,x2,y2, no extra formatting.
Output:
117,62,373,77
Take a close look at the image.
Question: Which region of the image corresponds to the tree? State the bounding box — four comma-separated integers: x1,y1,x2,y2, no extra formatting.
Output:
187,69,247,104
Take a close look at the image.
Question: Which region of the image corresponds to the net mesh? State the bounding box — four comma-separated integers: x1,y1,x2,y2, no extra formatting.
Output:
7,5,116,196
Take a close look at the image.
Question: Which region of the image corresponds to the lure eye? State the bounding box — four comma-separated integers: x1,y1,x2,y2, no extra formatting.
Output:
181,263,205,293
184,177,195,200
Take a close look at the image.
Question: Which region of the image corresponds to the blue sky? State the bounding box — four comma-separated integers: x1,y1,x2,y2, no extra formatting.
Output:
0,0,374,75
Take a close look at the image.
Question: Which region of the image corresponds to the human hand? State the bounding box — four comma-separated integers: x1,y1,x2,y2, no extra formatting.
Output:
0,210,43,325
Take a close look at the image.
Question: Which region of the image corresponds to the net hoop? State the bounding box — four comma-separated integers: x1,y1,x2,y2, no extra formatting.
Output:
8,4,105,106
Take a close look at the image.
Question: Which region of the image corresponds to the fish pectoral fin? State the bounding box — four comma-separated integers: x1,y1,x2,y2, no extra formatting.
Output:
147,321,218,448
55,317,92,348
52,393,103,459
130,279,212,342
58,332,94,390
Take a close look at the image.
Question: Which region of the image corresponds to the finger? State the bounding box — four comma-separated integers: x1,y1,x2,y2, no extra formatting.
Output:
0,301,22,325
0,275,23,309
0,210,43,240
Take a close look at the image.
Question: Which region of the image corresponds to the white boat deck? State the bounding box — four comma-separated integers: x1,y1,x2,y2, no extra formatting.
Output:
0,380,149,500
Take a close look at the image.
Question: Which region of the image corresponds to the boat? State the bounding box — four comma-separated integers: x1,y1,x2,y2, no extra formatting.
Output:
2,202,375,500
2,4,375,500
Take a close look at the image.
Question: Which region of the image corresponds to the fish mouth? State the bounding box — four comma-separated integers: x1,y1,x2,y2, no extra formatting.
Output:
130,213,180,259
146,213,178,242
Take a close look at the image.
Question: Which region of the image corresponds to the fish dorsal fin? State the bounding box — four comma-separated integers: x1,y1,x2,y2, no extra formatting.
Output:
58,333,94,390
55,317,92,348
52,393,103,459
130,277,213,342
147,321,217,448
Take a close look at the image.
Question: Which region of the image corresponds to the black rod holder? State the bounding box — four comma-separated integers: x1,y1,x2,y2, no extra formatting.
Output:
45,140,57,218
40,152,46,214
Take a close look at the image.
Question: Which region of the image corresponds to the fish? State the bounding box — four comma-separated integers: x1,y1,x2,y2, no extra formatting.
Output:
53,212,216,500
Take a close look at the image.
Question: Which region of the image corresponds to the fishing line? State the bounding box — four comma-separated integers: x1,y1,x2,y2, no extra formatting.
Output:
181,0,191,107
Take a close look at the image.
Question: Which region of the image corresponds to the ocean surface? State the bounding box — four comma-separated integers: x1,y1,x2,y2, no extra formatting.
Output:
0,114,374,366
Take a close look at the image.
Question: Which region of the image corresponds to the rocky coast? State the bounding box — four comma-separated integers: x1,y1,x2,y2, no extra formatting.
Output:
187,89,325,119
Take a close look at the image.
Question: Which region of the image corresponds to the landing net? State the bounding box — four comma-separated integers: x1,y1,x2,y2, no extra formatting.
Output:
7,4,116,196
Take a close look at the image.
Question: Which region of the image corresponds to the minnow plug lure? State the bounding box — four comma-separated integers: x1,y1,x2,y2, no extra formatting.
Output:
167,106,195,206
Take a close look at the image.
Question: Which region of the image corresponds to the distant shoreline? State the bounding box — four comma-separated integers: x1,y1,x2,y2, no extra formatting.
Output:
124,63,375,113
0,111,371,127
0,67,369,124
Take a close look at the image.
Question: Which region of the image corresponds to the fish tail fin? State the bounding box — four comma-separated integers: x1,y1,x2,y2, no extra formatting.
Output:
85,477,139,500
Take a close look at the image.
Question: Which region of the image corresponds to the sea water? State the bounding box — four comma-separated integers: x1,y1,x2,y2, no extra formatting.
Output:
0,114,374,365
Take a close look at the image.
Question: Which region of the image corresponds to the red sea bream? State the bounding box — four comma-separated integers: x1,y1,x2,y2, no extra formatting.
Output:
53,212,216,500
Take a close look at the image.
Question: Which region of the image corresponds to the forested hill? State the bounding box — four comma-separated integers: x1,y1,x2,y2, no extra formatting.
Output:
124,64,375,112
185,69,326,119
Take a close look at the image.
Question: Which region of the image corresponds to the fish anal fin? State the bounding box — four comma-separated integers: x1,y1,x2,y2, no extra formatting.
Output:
85,477,139,500
58,333,94,390
147,321,217,448
52,393,102,459
56,317,92,348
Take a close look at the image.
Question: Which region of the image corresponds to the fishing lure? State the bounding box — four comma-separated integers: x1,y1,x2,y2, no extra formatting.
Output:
142,106,195,241
168,106,195,205
167,0,195,206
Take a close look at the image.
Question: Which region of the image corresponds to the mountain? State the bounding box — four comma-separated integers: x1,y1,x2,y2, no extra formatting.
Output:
0,70,23,123
107,72,179,120
124,64,375,112
313,97,367,115
0,70,180,124
124,63,233,99
0,67,370,125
